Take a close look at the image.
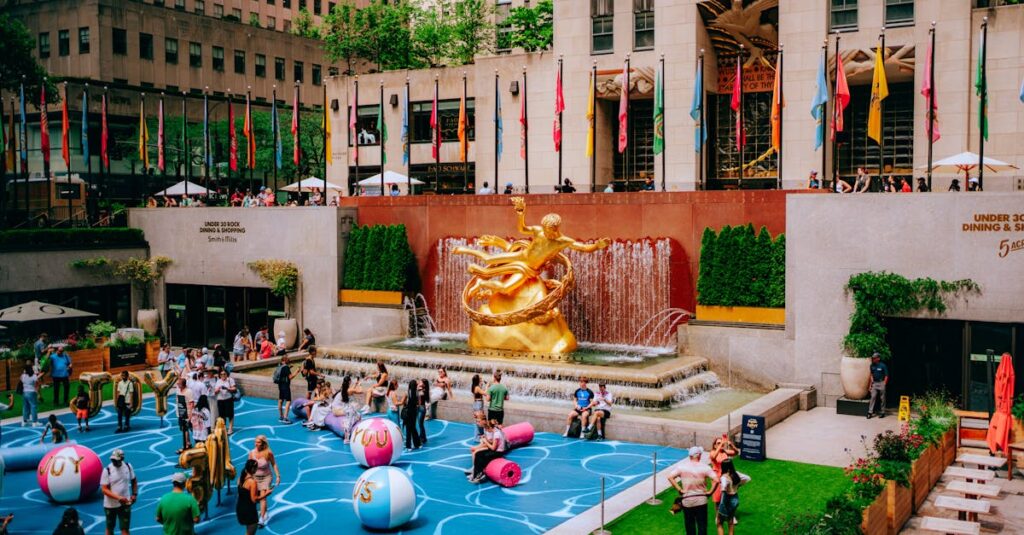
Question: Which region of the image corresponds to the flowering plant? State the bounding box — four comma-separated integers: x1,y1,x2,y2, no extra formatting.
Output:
844,457,885,504
873,427,924,463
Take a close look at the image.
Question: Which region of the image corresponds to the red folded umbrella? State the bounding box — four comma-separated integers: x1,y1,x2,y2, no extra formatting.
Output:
986,352,1015,455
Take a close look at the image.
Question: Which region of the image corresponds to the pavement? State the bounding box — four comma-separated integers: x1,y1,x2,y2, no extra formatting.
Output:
765,406,901,467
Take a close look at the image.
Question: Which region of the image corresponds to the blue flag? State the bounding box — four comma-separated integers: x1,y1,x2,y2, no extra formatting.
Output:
495,83,503,162
203,94,212,170
81,89,89,164
272,97,282,169
18,84,27,170
811,50,830,151
401,88,409,166
689,63,706,153
1019,77,1024,103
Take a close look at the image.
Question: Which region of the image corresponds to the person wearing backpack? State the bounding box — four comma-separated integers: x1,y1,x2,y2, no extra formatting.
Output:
273,356,298,424
100,449,138,535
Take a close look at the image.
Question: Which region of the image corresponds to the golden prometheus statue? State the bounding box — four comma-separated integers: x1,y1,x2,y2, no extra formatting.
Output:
454,197,610,354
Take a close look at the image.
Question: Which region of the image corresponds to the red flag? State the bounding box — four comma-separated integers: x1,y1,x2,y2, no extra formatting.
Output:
553,67,564,152
101,92,109,169
730,62,746,151
618,61,629,153
430,82,440,161
921,41,940,143
40,86,50,166
228,96,237,171
61,86,70,168
831,53,850,140
244,92,255,168
519,86,527,160
291,86,300,166
349,83,358,164
157,97,165,171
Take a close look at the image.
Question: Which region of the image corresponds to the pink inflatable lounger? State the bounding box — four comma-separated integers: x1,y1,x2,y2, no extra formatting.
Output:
484,422,535,487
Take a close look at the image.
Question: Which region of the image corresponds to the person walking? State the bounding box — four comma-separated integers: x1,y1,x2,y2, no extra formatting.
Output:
33,333,49,368
213,369,237,434
273,356,298,424
100,449,137,535
301,348,319,398
402,380,422,451
417,378,430,445
155,473,200,535
715,459,750,535
249,436,281,528
236,459,271,535
115,371,135,433
867,352,889,419
20,365,44,427
49,346,73,407
486,372,509,425
667,447,718,535
175,377,194,453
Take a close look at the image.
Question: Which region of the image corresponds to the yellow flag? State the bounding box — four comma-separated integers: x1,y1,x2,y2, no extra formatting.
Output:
867,43,888,144
138,100,149,168
323,92,332,165
458,92,467,162
585,73,595,158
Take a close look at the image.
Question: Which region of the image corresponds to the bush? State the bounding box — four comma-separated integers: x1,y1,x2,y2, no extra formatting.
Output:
247,260,300,298
0,228,144,250
86,320,117,339
873,429,922,464
697,224,785,308
342,224,417,292
1013,394,1024,421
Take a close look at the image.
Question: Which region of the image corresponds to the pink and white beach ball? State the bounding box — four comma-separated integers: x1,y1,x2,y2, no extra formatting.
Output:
36,445,102,503
352,466,417,530
350,417,404,468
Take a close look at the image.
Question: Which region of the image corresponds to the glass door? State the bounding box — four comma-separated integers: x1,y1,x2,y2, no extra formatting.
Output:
204,287,227,349
966,322,1015,412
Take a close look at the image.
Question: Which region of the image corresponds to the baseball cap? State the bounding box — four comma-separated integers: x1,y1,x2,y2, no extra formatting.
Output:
688,446,704,457
171,472,187,484
810,170,818,175
110,449,125,461
872,352,881,359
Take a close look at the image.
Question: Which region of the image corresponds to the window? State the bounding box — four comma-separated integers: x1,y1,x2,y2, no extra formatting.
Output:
153,0,164,6
267,16,276,30
232,7,242,19
189,42,202,67
312,64,322,85
140,32,154,60
329,2,336,14
234,50,246,74
591,0,614,54
283,19,292,32
167,85,180,94
113,28,127,55
633,0,654,50
275,57,285,80
140,81,155,89
885,0,913,25
58,29,70,56
313,0,321,14
283,0,291,7
410,99,476,142
299,0,307,9
165,38,179,64
194,0,205,14
78,27,90,54
175,0,185,10
830,0,858,31
294,61,304,82
213,46,225,71
213,3,223,17
256,54,266,77
496,2,512,52
268,0,275,4
328,66,339,76
38,32,50,58
348,105,381,146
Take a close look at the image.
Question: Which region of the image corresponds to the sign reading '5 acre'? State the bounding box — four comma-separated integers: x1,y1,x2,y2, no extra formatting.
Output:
961,213,1024,258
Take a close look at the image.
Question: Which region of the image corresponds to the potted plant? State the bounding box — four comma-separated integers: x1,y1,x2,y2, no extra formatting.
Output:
106,334,147,371
71,256,173,335
248,259,300,348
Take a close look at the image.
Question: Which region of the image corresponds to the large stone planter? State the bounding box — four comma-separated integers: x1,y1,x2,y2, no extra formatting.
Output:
339,289,404,307
886,479,912,535
274,318,298,349
694,305,785,325
137,308,160,335
840,356,871,400
860,484,889,535
910,449,932,512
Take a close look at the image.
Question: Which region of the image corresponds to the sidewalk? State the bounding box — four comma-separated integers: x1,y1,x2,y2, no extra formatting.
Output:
766,406,901,467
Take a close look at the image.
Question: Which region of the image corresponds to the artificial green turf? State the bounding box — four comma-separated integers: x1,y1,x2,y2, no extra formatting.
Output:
0,381,153,421
606,458,850,534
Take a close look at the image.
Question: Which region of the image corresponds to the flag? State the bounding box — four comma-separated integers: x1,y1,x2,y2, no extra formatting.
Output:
244,92,255,168
519,85,527,160
618,61,629,153
40,85,50,167
401,86,409,165
157,96,165,171
921,40,940,143
495,81,503,162
867,43,889,144
430,83,440,161
80,88,89,166
770,55,785,152
61,86,69,169
690,62,706,153
1,100,6,174
974,32,988,141
811,50,829,151
831,53,850,140
101,92,109,169
271,93,281,169
585,71,595,158
292,86,300,166
349,83,358,164
19,84,28,173
374,98,385,165
228,95,237,171
458,89,467,162
204,93,213,170
5,100,15,172
553,66,564,152
1019,77,1024,103
138,99,149,169
730,62,745,151
653,64,665,155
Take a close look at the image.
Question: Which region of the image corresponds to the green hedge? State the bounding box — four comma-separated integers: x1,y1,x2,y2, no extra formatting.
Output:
342,224,418,292
0,228,145,249
697,224,785,308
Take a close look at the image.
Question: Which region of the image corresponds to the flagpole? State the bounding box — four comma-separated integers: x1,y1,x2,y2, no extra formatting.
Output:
65,82,72,223
878,28,885,191
247,87,254,195
978,17,988,190
590,60,597,194
820,40,827,190
777,46,784,190
463,72,468,193
434,74,439,193
100,88,107,200
926,21,936,191
328,81,333,198
182,91,189,198
660,53,666,192
522,66,529,194
353,76,359,193
737,46,744,189
623,53,630,189
494,69,499,191
557,55,563,190
272,86,277,194
83,84,91,223
405,77,411,194
379,79,384,196
698,49,705,191
832,32,841,190
43,79,51,222
296,83,302,199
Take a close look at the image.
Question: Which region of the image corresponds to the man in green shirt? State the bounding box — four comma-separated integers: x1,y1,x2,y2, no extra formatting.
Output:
155,473,200,535
486,371,510,425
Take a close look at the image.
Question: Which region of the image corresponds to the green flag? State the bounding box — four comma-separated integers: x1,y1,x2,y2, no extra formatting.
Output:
975,32,988,141
378,101,388,163
653,64,665,154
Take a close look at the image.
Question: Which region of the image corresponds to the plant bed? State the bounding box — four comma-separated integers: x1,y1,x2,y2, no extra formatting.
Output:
107,343,148,372
69,347,108,375
911,451,931,512
694,305,785,325
927,444,943,487
860,485,889,535
886,480,912,535
339,289,404,307
942,428,956,467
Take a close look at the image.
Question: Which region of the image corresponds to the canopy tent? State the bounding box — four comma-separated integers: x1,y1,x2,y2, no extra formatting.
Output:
0,301,98,323
920,152,1019,180
152,180,211,197
357,171,425,186
985,352,1015,455
280,177,347,192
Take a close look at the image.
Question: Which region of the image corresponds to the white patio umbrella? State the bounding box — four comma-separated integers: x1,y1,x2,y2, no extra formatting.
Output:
0,301,98,323
921,152,1019,183
152,180,211,196
357,170,425,186
280,177,347,192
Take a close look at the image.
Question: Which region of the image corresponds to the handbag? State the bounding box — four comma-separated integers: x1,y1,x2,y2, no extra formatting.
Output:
230,381,243,402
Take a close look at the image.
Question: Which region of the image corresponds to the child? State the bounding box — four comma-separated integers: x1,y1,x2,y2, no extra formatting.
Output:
40,414,67,444
73,386,90,431
190,396,212,443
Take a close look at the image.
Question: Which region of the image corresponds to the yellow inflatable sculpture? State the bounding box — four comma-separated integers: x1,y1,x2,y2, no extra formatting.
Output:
143,370,179,421
178,417,236,513
76,372,111,418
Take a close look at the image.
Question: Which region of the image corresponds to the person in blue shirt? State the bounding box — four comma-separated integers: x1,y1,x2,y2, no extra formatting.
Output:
867,353,889,419
33,333,49,369
49,346,73,407
562,377,594,438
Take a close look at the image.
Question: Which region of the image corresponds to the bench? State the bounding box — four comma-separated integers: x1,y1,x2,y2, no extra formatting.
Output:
956,453,1006,469
935,495,991,522
943,466,995,482
946,480,1000,498
919,516,981,535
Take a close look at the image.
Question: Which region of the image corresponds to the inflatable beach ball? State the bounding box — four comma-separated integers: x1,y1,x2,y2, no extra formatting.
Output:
352,466,416,530
350,417,404,468
36,445,102,503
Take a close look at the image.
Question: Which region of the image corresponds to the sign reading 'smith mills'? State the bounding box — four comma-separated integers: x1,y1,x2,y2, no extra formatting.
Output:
109,344,147,368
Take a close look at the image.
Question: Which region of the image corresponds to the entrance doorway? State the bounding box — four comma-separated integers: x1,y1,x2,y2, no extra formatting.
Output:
166,284,284,348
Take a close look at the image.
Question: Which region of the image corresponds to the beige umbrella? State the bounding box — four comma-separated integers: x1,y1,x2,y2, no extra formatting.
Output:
0,301,98,323
921,151,1019,184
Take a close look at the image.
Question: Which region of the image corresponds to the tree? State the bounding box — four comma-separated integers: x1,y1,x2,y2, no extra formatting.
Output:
292,8,321,40
503,0,553,52
410,0,452,68
353,0,415,72
323,4,362,74
449,0,494,65
0,14,58,105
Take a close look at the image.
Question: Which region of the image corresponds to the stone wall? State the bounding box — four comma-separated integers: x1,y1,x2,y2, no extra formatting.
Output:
684,323,794,391
0,246,148,294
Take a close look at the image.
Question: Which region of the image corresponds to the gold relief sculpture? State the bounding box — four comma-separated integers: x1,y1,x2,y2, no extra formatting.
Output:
454,197,609,354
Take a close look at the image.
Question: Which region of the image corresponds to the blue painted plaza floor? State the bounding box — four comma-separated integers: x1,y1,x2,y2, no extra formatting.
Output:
1,397,686,534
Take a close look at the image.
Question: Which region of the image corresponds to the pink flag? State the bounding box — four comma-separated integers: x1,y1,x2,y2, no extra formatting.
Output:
832,53,851,140
349,83,358,164
921,41,941,143
617,61,629,153
730,62,746,151
292,85,300,166
519,87,527,160
553,67,564,152
430,83,439,161
157,97,165,171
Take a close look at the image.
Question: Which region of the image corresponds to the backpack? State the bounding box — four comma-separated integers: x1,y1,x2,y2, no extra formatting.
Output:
272,364,285,384
567,418,582,439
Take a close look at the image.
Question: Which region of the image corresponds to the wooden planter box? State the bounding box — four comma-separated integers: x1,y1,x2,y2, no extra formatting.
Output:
70,347,108,376
106,344,149,374
695,305,785,325
861,484,889,535
941,428,956,467
144,340,161,367
911,449,932,512
886,480,912,535
339,289,404,307
928,444,943,487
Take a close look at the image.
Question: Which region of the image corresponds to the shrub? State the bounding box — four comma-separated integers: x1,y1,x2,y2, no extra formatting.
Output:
342,224,417,292
1013,394,1024,421
248,260,300,299
696,224,785,308
873,429,922,464
844,457,885,504
86,320,117,339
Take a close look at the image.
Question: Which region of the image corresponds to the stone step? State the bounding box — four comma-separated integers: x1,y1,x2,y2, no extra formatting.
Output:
945,480,1000,498
934,495,991,515
943,466,996,482
919,516,981,535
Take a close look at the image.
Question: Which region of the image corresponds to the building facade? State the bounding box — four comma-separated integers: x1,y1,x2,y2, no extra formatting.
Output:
326,0,1024,194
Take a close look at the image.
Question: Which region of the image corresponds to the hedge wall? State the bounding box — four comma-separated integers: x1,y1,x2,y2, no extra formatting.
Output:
697,224,785,308
0,228,145,250
342,224,418,292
